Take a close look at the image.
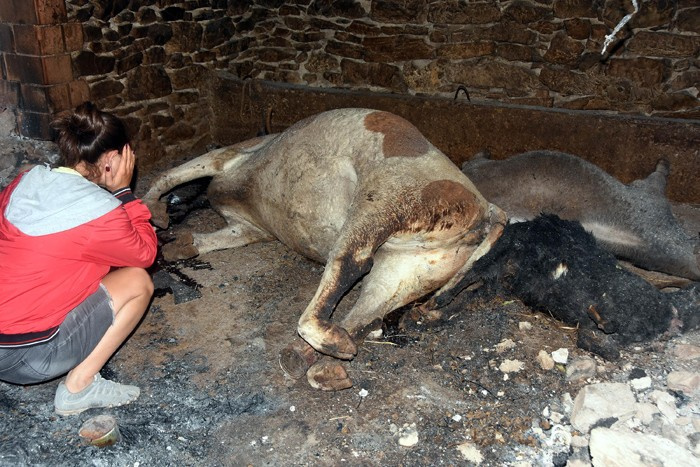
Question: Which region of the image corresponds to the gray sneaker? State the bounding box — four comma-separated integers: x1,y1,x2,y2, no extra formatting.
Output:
54,374,140,416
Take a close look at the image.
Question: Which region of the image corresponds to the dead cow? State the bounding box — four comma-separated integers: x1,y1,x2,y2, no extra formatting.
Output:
143,108,506,391
462,150,700,282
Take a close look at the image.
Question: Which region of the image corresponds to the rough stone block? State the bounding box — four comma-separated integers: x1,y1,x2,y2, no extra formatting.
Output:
62,22,83,52
627,31,699,58
0,24,14,54
428,2,501,24
46,83,71,111
67,79,89,107
4,53,43,84
0,79,19,107
0,0,37,25
607,57,668,87
73,51,116,76
35,0,67,25
40,54,73,84
363,35,434,62
126,65,172,100
553,0,596,19
370,0,427,23
16,109,51,139
570,383,636,433
19,83,49,111
590,428,698,467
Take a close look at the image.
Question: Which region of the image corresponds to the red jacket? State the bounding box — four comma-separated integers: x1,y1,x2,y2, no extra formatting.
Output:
0,167,157,345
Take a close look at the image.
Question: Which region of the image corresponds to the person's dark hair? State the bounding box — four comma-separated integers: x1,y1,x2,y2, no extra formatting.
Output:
52,102,129,171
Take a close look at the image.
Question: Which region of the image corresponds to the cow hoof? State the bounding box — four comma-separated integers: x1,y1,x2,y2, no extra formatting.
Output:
279,340,319,379
299,322,357,360
162,232,199,261
146,200,170,229
307,360,353,391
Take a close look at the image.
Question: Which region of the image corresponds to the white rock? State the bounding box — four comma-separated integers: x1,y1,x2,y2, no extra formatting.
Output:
590,428,698,467
650,390,678,423
561,393,574,414
456,441,483,464
552,348,569,364
537,350,555,371
495,339,516,353
566,357,597,382
499,359,524,373
570,383,637,433
629,376,652,391
635,402,660,425
519,321,533,331
571,435,589,448
667,371,700,396
566,460,591,467
672,343,700,360
550,411,564,424
398,423,419,447
692,416,700,432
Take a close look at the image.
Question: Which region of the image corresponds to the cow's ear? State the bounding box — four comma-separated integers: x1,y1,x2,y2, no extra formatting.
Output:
629,159,669,195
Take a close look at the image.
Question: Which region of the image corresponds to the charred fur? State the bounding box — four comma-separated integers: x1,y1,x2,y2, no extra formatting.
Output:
438,215,699,359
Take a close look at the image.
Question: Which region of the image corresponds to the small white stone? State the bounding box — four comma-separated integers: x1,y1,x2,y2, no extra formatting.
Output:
398,423,419,447
537,350,555,371
289,405,296,412
456,441,483,464
630,376,652,391
452,414,462,422
358,388,369,398
550,411,564,424
519,321,533,331
499,359,524,373
496,339,516,353
367,328,383,339
552,348,569,365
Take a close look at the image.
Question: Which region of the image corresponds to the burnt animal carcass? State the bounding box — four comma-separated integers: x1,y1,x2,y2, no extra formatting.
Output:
144,108,505,390
462,150,700,281
434,215,699,359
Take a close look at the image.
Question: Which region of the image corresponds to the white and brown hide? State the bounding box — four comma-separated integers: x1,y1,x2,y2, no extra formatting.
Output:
143,108,505,391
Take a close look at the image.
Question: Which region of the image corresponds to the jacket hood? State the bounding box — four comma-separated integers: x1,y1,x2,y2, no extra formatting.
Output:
4,166,120,236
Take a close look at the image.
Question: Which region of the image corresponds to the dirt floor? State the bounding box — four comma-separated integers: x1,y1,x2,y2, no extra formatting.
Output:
0,131,699,466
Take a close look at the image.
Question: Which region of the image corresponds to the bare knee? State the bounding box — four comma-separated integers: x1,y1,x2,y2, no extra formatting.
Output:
129,267,154,298
102,267,154,314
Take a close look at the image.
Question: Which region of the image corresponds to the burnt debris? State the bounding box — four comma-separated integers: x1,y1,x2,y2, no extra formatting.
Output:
437,215,699,359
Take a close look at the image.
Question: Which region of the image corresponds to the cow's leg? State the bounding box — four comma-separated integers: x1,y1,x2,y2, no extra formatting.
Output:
162,215,273,261
300,240,478,391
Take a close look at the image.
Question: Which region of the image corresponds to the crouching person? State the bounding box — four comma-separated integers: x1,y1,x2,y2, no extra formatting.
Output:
0,102,157,415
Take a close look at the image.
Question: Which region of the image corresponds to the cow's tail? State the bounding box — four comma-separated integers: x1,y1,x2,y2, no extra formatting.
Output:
143,135,274,229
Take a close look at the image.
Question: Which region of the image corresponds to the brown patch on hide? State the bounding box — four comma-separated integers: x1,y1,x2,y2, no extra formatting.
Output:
364,111,430,158
415,180,482,231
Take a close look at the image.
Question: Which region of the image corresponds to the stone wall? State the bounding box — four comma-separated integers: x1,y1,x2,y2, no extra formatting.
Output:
1,1,698,189
53,0,697,168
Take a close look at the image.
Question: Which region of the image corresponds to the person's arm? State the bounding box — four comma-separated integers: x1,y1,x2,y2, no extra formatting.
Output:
82,144,158,267
80,198,157,267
